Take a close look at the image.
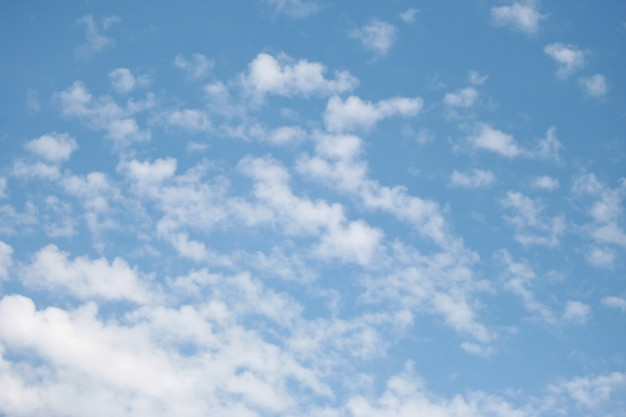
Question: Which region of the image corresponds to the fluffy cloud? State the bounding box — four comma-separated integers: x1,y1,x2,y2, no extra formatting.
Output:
601,296,626,312
501,191,564,247
109,68,148,93
399,8,419,24
532,175,559,191
0,241,12,281
544,43,587,79
450,169,495,188
562,300,590,324
242,53,358,100
548,372,626,409
491,0,544,34
444,87,479,108
324,95,422,132
579,74,608,98
349,19,397,57
24,133,77,163
468,123,522,157
261,0,320,18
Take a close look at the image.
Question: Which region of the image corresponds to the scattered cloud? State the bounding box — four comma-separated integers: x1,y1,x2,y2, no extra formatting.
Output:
0,241,12,280
601,296,626,312
75,14,119,61
579,74,608,98
444,87,479,108
24,133,77,163
562,300,590,324
450,169,495,188
324,95,422,132
501,191,564,247
491,0,545,34
468,70,488,85
349,19,397,57
544,43,587,79
173,53,215,80
109,68,149,93
467,123,522,158
532,176,559,191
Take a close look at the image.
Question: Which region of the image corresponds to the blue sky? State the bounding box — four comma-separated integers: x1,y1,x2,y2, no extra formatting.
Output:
1,0,625,416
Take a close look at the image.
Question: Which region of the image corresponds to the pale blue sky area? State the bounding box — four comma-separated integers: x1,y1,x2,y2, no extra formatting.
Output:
1,1,625,416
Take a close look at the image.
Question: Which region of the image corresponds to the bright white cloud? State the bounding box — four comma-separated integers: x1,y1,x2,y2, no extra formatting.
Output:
399,8,419,23
450,169,495,188
75,14,119,61
109,68,148,93
349,19,397,57
324,95,422,132
468,123,522,157
243,53,358,100
173,53,215,80
24,132,77,163
23,244,152,303
491,0,544,34
579,74,608,98
544,43,587,79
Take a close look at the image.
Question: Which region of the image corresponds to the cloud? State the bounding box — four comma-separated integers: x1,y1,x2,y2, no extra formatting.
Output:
25,88,40,113
562,301,590,324
349,19,397,57
173,53,215,80
0,241,12,281
75,14,119,61
548,372,626,408
444,87,479,108
0,177,6,199
56,81,151,144
501,191,564,247
468,70,488,85
324,95,422,132
399,8,419,23
450,169,495,188
24,132,77,163
261,0,320,18
579,74,608,98
586,246,616,269
468,123,522,157
601,296,626,312
544,43,587,79
109,68,148,93
164,109,212,132
491,0,545,34
532,175,559,191
242,53,358,101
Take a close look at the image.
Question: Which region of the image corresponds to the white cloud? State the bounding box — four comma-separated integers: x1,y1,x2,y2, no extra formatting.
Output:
349,19,397,57
468,123,522,158
75,15,119,61
587,246,616,269
548,372,626,408
601,296,626,312
534,127,562,160
562,300,590,324
468,70,488,85
0,177,6,199
491,0,544,34
579,74,608,98
24,132,77,163
324,95,422,132
460,341,496,358
399,8,419,23
56,81,151,144
0,241,13,281
23,244,152,303
173,53,214,80
261,0,320,18
164,109,212,132
444,87,479,108
501,191,564,247
450,169,495,188
242,53,358,101
109,68,148,93
532,175,559,191
544,43,587,79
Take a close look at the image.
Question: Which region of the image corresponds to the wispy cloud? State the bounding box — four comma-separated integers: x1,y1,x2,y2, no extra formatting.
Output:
75,14,119,61
349,19,397,57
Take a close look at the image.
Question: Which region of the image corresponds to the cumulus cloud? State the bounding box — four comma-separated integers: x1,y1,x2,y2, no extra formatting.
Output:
349,19,397,57
24,133,77,163
399,8,419,23
324,95,422,132
75,14,119,61
468,123,522,157
548,372,626,408
0,241,12,281
491,0,545,34
450,169,495,188
602,296,626,312
109,68,149,93
501,191,564,247
544,43,587,79
242,53,358,101
579,74,608,98
532,175,559,191
444,87,479,108
562,300,590,324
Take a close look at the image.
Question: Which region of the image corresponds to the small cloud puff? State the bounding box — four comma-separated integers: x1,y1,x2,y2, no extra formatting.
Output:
491,0,545,34
562,301,590,324
350,19,397,57
532,176,559,191
544,43,587,79
399,8,419,24
174,54,215,80
75,14,119,61
25,133,78,163
262,0,320,18
109,68,149,93
450,169,495,188
579,74,608,99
